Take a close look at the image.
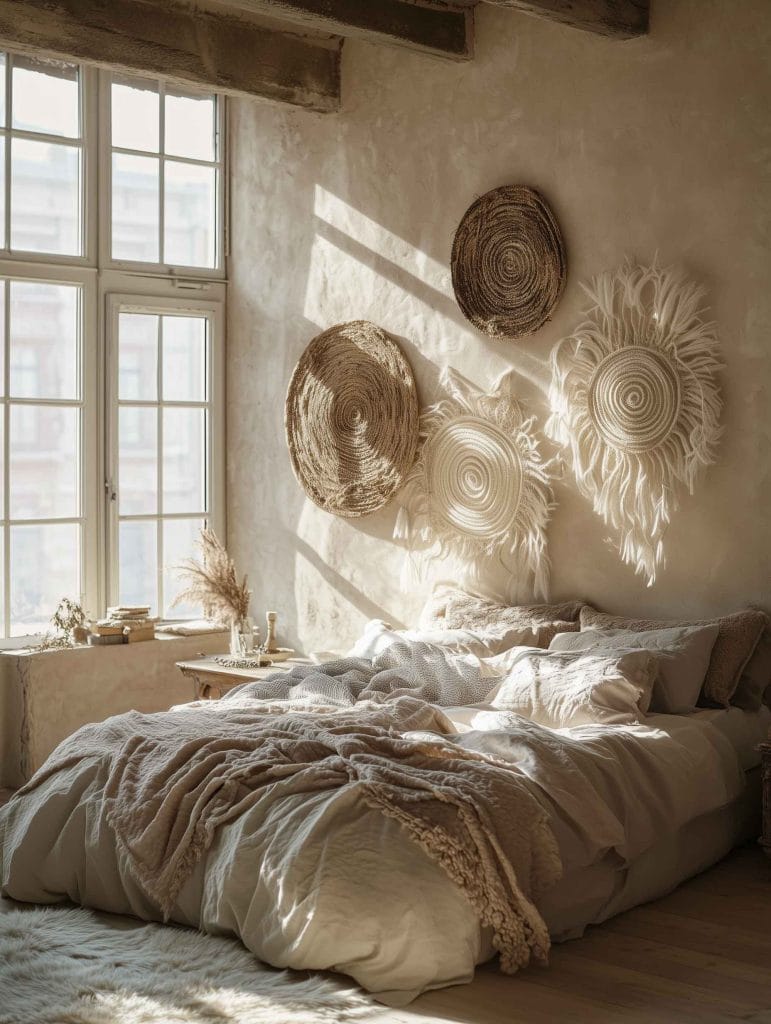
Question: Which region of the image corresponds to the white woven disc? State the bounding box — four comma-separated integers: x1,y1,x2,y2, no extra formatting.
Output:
424,417,524,540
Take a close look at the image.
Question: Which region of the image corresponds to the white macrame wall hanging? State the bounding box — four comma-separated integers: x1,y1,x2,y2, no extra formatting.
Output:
395,369,557,599
548,262,722,586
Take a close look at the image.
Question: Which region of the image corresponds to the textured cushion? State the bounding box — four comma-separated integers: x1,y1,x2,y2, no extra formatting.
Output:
549,624,719,714
421,584,584,649
579,607,768,707
488,649,657,728
733,629,771,711
350,619,517,661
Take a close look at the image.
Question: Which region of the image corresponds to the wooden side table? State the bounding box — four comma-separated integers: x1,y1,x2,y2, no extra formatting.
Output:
761,740,771,858
176,655,309,701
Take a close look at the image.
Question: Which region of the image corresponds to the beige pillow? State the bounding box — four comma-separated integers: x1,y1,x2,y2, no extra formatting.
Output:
733,629,771,711
488,649,657,729
549,624,719,714
580,606,768,707
421,584,584,649
350,619,519,660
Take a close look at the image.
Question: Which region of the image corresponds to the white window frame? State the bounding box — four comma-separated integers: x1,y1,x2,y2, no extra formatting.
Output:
104,290,225,615
97,73,226,280
0,52,228,644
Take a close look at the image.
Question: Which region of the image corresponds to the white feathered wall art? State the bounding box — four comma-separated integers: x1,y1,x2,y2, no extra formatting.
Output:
394,369,557,599
548,262,723,586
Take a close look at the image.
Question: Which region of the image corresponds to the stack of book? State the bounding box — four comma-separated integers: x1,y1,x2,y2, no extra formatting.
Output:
88,606,158,646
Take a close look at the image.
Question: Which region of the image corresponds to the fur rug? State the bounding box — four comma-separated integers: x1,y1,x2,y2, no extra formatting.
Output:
0,903,372,1024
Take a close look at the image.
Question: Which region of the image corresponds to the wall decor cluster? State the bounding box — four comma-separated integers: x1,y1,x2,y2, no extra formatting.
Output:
395,369,556,599
548,262,722,586
285,321,419,517
451,185,567,339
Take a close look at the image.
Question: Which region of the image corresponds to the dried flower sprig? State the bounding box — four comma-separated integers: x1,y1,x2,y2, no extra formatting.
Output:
172,528,251,624
36,597,88,650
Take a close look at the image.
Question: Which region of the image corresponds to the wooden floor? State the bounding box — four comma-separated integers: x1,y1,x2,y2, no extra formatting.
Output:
2,780,770,1022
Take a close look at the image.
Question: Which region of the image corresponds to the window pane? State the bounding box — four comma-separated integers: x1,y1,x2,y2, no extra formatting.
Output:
163,407,206,513
112,152,159,262
165,90,215,161
119,519,157,614
119,406,157,515
12,57,79,138
164,161,216,268
10,405,79,519
11,139,81,256
119,312,158,400
10,523,80,636
163,517,204,617
0,138,5,249
163,315,206,402
10,281,78,399
111,77,159,153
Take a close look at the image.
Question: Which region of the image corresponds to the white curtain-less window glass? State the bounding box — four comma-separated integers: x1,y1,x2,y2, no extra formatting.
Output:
109,78,219,270
116,310,209,617
1,277,83,636
2,56,83,257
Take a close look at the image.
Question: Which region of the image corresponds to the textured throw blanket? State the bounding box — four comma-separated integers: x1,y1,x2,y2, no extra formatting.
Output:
20,691,561,973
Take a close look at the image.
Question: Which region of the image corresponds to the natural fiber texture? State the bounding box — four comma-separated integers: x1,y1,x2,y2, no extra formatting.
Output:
548,263,723,585
285,322,418,517
395,370,557,599
172,528,250,624
0,905,371,1024
451,185,567,339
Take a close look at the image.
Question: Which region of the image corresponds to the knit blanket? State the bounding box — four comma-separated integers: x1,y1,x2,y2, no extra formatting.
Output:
20,691,561,974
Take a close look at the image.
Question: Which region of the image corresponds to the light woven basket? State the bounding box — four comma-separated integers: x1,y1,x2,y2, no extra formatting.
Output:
285,321,419,518
451,185,567,339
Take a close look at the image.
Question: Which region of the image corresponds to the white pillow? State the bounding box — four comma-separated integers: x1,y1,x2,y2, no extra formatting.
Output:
549,624,720,714
487,649,657,729
349,619,523,661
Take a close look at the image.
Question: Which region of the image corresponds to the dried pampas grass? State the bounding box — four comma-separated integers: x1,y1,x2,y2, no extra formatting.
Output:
173,529,251,624
548,261,723,586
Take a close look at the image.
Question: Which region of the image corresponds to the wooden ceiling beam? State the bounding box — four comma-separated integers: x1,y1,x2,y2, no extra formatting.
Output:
479,0,649,39
209,0,474,61
0,0,342,112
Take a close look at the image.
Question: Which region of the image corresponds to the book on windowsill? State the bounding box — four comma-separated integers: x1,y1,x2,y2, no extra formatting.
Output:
124,626,156,643
87,633,125,646
106,606,151,619
96,617,158,630
93,623,126,636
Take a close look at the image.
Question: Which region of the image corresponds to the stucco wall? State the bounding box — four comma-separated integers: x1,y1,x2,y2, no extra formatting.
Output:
227,0,770,656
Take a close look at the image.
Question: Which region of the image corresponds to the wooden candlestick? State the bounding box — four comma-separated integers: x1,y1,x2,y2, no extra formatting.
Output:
265,611,278,653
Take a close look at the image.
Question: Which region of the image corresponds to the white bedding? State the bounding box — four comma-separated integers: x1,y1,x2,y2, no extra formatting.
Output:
0,644,765,1004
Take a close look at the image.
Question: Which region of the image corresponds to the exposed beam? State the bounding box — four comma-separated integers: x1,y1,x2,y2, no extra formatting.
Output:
479,0,648,39
209,0,474,61
0,0,342,112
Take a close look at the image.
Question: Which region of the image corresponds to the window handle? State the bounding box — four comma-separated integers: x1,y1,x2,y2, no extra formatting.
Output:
105,479,117,503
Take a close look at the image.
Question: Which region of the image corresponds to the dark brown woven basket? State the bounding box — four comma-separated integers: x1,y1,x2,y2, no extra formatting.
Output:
451,185,567,340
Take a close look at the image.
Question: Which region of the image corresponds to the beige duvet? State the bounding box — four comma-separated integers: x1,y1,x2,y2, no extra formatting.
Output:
0,646,749,1003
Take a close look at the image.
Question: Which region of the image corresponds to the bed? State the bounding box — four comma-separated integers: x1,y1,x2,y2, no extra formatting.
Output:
1,601,769,1005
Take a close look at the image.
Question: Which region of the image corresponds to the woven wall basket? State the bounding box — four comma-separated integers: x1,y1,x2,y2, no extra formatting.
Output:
548,262,723,586
395,368,557,599
451,185,567,339
285,321,419,518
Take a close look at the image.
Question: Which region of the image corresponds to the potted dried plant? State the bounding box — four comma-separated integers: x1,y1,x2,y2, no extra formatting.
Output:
173,529,254,655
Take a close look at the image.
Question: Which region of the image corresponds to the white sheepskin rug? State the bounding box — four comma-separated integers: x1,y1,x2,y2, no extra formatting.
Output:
0,904,372,1024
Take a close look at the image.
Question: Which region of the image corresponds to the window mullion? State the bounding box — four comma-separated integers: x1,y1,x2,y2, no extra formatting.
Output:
3,278,10,637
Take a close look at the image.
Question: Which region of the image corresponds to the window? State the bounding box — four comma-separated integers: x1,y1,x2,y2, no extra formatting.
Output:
107,77,222,271
0,52,226,641
1,54,84,258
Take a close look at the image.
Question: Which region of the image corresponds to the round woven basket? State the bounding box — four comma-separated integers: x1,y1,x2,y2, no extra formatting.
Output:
285,322,419,518
451,185,567,339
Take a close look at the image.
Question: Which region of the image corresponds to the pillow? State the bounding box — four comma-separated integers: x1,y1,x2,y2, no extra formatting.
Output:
487,649,657,729
420,584,585,649
549,624,719,714
580,606,768,707
349,619,517,661
732,629,771,711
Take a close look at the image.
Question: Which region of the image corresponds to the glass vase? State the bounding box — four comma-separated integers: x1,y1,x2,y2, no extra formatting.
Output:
230,616,254,657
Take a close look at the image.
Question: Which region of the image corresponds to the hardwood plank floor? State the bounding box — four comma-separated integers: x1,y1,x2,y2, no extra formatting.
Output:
2,775,769,1024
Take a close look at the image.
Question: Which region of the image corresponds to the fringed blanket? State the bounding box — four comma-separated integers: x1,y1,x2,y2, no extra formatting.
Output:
19,694,561,973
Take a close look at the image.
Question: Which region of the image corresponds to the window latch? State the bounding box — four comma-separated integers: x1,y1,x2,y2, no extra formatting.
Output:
105,479,117,503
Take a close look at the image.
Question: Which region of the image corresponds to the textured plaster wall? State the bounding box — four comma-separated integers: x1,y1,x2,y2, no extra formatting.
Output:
227,0,771,655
